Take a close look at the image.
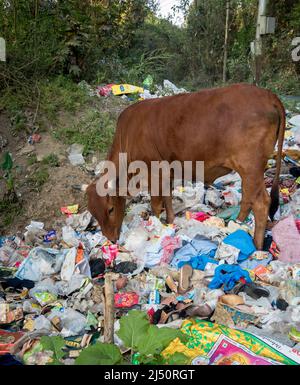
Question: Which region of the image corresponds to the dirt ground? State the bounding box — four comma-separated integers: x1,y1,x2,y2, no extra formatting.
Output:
0,110,110,236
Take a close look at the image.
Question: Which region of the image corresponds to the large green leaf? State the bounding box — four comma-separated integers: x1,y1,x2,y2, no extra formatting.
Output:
117,310,186,357
75,343,123,365
137,325,182,356
40,336,66,364
117,310,149,351
164,352,190,365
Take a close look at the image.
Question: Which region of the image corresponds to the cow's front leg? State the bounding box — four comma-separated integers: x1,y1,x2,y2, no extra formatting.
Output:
151,196,164,218
164,196,175,224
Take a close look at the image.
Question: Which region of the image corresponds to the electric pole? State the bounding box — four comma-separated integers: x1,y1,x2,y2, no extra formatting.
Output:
251,0,276,85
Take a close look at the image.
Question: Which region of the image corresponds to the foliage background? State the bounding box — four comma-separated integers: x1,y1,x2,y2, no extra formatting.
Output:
1,0,299,99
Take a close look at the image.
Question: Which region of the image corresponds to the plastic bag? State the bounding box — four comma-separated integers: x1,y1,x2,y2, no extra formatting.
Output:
66,211,92,232
33,315,53,332
48,308,86,337
60,247,77,281
205,188,224,208
68,144,85,166
143,75,154,90
62,226,79,247
15,247,66,282
24,221,47,245
124,227,148,253
163,80,187,95
29,278,58,305
222,187,242,206
55,274,86,296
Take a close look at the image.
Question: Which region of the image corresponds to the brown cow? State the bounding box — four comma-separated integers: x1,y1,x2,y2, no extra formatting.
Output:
87,83,285,249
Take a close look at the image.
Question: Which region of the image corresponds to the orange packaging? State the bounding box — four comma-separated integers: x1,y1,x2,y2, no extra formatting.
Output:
253,265,270,282
75,247,84,264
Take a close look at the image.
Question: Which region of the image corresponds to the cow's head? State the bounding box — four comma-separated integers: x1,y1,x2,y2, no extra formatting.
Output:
86,180,126,243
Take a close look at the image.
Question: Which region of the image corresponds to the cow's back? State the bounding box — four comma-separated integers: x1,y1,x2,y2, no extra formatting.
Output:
115,83,282,170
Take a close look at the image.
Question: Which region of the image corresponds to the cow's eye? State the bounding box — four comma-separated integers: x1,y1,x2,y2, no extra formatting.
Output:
108,207,114,215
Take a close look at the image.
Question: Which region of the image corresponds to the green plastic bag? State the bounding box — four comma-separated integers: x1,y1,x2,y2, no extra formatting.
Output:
143,75,154,90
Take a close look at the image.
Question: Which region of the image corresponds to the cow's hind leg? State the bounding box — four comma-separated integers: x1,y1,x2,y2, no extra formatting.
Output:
252,183,270,249
239,173,270,250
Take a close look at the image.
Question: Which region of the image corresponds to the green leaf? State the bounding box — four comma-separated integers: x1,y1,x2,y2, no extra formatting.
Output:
40,336,65,364
117,310,187,357
137,325,182,356
117,310,149,351
1,152,13,171
138,354,165,365
164,352,190,365
75,343,123,365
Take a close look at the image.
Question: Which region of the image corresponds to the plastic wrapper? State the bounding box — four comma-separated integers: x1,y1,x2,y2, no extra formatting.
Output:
15,247,66,282
66,211,92,232
62,226,80,248
205,188,224,208
33,315,53,332
48,308,87,337
68,144,85,166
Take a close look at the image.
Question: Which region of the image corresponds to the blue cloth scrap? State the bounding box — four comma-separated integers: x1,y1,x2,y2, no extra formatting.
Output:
223,230,256,263
190,235,218,255
171,235,217,269
178,254,218,271
239,254,273,270
208,264,252,292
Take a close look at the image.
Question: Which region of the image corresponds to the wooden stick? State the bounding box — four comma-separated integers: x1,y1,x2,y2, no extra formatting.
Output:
103,273,115,344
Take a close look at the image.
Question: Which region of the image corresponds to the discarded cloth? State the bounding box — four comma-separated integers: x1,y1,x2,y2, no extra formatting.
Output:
178,255,218,271
215,243,240,265
171,235,217,269
208,264,252,292
223,230,256,263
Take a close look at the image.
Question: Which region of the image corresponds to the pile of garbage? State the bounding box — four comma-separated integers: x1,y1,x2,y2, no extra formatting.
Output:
1,111,300,366
94,76,187,101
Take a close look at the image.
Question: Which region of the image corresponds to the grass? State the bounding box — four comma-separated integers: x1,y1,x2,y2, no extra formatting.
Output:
2,75,122,158
41,153,60,167
281,97,300,114
53,108,116,156
0,199,23,231
27,166,50,191
27,154,38,166
39,76,91,121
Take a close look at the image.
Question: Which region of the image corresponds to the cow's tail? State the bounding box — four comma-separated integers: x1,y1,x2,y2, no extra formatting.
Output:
269,97,286,220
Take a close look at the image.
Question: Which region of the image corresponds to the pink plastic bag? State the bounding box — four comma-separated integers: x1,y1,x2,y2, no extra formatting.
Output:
186,211,210,222
160,236,182,264
101,244,118,266
272,215,300,263
96,84,114,97
114,292,139,308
